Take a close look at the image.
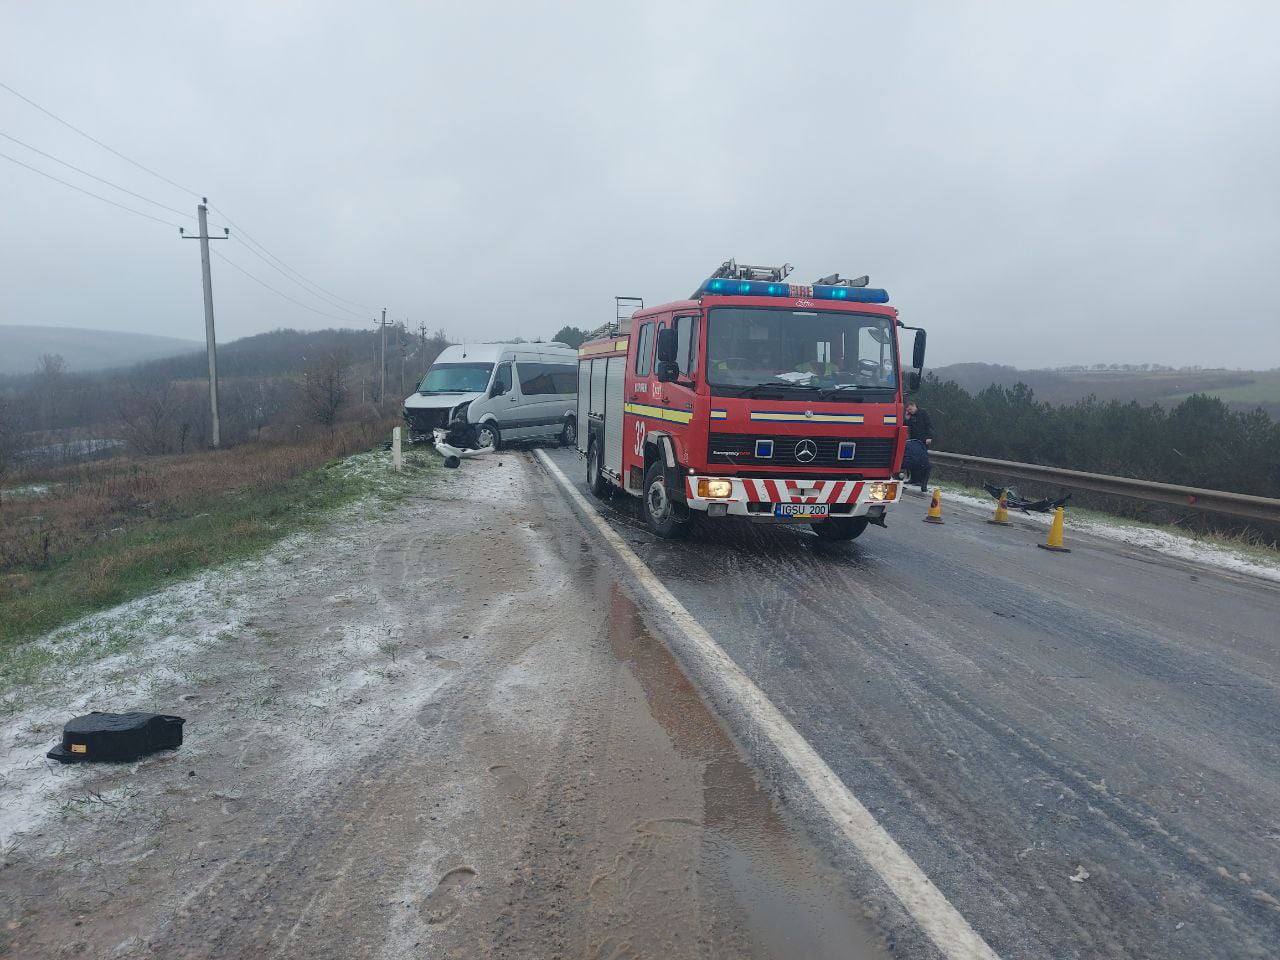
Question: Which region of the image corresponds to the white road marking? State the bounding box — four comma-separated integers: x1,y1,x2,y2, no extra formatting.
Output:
534,449,1001,960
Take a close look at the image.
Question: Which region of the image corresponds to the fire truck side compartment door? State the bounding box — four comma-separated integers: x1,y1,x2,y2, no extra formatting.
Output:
604,355,625,479
576,360,590,455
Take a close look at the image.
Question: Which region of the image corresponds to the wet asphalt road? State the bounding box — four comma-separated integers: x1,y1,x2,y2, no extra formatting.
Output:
537,445,1280,959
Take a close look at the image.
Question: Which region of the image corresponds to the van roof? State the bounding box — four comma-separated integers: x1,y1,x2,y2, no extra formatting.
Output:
431,342,577,364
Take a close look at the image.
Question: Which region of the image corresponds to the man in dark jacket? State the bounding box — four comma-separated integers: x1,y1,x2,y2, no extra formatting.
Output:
905,402,933,491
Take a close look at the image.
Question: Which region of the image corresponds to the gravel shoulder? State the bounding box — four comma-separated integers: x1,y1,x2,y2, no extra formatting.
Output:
1,450,885,959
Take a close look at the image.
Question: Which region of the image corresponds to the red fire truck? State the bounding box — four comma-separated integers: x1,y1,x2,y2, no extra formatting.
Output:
576,260,927,539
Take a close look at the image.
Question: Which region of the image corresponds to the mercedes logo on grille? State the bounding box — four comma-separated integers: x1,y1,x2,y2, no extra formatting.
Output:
794,439,817,463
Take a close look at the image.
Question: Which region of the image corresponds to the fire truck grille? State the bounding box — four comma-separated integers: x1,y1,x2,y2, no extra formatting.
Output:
707,433,895,469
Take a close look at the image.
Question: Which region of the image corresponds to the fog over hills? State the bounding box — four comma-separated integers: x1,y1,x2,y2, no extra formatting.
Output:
0,324,200,375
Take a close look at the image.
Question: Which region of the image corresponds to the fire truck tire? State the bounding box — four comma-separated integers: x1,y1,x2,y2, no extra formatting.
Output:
586,440,610,499
811,517,869,541
475,421,501,451
643,461,695,539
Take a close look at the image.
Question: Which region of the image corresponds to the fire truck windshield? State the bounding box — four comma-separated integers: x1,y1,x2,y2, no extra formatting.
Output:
417,363,494,394
705,307,898,398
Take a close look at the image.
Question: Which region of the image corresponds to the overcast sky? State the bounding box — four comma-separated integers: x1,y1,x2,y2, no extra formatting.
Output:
2,1,1278,369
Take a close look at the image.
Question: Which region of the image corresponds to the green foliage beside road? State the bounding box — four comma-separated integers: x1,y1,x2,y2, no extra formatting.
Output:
916,375,1278,499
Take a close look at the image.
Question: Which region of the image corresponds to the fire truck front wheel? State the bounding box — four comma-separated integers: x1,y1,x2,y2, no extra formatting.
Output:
811,517,869,541
643,461,695,539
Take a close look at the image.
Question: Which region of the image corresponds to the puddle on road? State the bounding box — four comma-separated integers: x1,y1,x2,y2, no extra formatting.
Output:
598,570,888,960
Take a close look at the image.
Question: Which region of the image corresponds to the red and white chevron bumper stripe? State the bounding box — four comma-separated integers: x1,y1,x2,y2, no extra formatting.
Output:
683,475,900,517
739,477,863,504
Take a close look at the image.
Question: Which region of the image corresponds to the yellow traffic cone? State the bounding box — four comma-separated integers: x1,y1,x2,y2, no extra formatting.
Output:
1037,506,1071,552
923,488,944,524
987,490,1012,526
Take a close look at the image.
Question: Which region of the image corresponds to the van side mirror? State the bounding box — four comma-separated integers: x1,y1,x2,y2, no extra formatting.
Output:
655,327,678,364
490,381,506,398
912,330,927,370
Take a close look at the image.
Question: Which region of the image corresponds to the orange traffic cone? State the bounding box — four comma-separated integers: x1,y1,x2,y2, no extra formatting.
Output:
923,488,944,524
987,490,1011,526
1037,506,1071,552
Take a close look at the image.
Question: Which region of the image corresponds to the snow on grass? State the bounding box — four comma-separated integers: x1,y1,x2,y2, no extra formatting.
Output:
0,446,435,848
933,482,1280,583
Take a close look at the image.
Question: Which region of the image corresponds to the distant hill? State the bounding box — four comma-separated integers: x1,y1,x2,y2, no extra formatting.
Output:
136,327,385,381
0,324,200,375
930,362,1280,420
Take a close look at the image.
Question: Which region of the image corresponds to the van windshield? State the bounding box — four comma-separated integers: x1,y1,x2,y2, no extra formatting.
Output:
417,363,494,394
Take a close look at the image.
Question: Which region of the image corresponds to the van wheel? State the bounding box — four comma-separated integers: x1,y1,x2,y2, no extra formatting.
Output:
475,422,501,450
811,517,869,541
587,440,609,499
560,417,576,448
643,461,695,539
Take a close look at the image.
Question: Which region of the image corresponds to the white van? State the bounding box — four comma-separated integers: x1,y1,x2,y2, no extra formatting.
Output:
402,342,578,449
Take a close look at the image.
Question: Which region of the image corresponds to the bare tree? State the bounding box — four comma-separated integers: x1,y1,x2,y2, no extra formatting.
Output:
115,377,175,455
0,396,19,501
302,350,352,431
34,353,66,431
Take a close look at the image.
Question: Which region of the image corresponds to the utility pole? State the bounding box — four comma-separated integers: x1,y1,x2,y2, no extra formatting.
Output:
399,320,406,397
373,308,390,403
180,199,229,447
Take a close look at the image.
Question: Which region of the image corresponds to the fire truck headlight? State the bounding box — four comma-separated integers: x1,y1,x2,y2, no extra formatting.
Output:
868,481,898,501
697,478,733,499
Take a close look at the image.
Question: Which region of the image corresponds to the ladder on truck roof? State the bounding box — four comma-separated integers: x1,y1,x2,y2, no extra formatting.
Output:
585,296,644,342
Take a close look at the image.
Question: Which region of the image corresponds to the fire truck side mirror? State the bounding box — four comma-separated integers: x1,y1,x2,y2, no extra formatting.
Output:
908,370,922,391
656,361,679,383
655,327,678,364
912,329,927,370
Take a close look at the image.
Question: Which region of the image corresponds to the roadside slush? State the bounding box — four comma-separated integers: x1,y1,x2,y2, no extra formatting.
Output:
1,450,886,960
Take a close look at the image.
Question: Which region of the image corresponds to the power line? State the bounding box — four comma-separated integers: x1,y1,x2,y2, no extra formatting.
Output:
0,130,198,222
211,248,370,323
0,149,185,228
209,203,378,312
227,234,368,320
0,79,199,199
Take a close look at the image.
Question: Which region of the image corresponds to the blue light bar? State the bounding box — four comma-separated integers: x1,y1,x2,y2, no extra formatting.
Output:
702,278,793,297
812,284,889,303
695,277,889,303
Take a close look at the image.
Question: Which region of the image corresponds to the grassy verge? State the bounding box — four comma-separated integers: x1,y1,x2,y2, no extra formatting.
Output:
0,440,435,683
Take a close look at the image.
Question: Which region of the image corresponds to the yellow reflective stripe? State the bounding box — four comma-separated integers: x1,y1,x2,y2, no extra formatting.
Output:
749,412,865,423
623,402,693,424
710,409,729,419
578,338,629,357
883,415,898,424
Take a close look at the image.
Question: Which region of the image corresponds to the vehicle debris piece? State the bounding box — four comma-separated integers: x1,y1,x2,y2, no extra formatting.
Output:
1069,864,1091,883
983,482,1071,513
432,428,495,469
47,712,185,764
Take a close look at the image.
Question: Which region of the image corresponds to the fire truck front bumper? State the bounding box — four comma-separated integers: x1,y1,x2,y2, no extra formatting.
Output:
682,476,903,521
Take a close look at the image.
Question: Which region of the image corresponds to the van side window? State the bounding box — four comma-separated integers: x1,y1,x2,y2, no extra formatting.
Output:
674,315,697,376
492,361,512,396
635,323,654,377
517,362,577,396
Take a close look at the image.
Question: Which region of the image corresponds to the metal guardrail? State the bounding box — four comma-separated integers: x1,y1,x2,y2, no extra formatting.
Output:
930,451,1280,525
